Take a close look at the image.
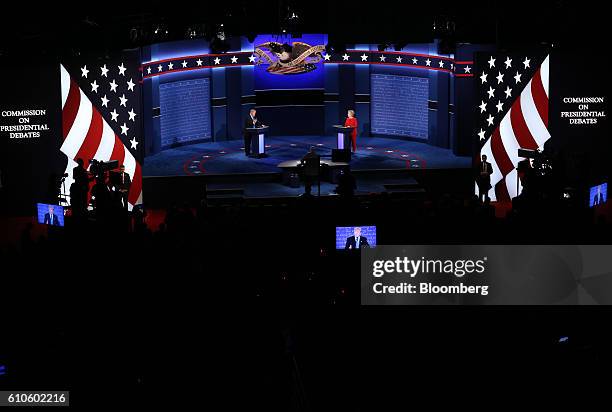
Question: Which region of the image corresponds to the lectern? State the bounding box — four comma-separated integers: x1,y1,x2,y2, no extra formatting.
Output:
246,125,269,158
333,125,354,150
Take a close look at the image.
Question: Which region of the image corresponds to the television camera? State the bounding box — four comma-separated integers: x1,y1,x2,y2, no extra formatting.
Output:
89,159,119,180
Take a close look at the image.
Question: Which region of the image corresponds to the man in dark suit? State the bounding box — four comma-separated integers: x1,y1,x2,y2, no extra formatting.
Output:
301,146,320,196
244,108,263,156
477,154,494,202
345,227,369,250
71,158,90,215
114,164,131,210
43,204,60,226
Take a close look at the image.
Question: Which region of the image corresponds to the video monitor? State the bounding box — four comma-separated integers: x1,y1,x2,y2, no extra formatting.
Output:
336,226,377,250
36,203,65,227
589,183,607,207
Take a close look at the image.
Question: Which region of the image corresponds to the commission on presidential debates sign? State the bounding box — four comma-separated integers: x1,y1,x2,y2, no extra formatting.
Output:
361,245,612,305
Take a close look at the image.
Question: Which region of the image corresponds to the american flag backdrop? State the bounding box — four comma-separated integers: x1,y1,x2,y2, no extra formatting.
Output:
60,51,143,209
475,53,550,201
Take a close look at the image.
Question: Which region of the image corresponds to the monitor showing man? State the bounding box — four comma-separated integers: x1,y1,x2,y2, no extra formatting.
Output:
589,183,608,207
37,203,65,227
335,226,376,250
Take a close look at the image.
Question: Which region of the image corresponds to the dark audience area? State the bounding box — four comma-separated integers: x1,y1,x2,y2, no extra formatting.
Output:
1,0,610,407
1,188,610,407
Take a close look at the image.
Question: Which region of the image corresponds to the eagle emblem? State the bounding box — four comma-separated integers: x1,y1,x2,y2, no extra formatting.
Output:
254,42,326,75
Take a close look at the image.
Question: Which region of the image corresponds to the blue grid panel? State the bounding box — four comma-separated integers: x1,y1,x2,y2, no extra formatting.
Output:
371,74,428,139
159,78,212,147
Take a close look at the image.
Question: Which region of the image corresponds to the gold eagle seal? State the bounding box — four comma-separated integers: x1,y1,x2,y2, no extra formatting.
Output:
254,42,326,75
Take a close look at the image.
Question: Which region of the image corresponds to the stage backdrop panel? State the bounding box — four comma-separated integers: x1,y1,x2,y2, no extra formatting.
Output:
159,78,212,147
371,74,428,139
253,34,327,136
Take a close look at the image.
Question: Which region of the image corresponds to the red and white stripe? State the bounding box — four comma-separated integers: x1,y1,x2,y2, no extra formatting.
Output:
478,55,550,201
59,64,142,209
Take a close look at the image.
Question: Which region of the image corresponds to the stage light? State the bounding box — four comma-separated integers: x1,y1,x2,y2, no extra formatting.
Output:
129,27,140,44
216,23,226,41
185,24,206,40
280,3,303,37
433,15,456,54
211,23,230,54
152,23,169,41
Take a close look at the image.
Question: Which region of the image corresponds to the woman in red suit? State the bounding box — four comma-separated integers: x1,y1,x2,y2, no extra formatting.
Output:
343,109,358,152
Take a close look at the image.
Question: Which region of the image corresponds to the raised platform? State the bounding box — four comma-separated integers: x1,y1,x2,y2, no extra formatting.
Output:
143,168,474,207
141,135,473,206
143,135,471,177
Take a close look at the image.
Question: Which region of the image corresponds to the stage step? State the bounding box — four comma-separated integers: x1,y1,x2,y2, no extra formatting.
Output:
205,187,244,199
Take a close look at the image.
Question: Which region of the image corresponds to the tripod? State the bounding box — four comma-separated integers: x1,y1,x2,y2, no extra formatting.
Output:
58,176,70,206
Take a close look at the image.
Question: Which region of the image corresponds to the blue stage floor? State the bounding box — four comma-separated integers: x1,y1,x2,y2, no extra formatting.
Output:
143,135,471,177
204,176,421,198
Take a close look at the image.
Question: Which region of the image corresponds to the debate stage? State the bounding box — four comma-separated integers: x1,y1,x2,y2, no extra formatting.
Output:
144,135,471,176
142,135,472,206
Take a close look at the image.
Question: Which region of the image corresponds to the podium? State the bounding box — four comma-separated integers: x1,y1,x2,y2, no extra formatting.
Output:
334,124,354,149
333,125,354,150
246,126,269,158
332,124,354,161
